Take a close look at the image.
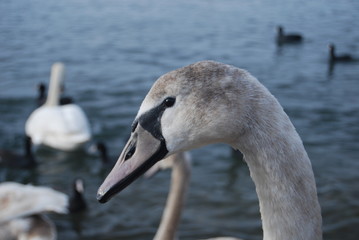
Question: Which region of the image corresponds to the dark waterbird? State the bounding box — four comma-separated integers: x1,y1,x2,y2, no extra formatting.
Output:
0,136,36,169
276,25,303,45
37,83,47,106
328,44,356,63
68,178,87,213
93,141,117,169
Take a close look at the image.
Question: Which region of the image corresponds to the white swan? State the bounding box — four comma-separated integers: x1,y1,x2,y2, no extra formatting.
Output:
25,62,91,151
0,180,87,240
97,61,322,240
0,182,68,240
146,152,242,240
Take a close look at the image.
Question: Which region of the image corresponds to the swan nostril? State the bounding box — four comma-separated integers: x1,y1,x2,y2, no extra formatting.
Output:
125,145,136,161
131,120,138,133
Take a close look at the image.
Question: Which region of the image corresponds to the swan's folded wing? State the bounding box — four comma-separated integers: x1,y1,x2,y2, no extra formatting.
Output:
25,106,66,144
25,104,91,150
61,104,91,139
0,182,68,223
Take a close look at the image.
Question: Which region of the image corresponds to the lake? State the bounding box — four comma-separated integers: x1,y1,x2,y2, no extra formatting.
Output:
0,0,358,239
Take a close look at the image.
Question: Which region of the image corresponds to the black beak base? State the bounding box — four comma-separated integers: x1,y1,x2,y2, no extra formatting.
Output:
97,140,168,203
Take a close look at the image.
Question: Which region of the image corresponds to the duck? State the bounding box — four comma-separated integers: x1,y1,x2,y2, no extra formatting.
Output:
0,136,36,169
25,62,92,151
146,152,243,240
276,25,303,45
97,61,322,240
328,44,355,63
37,82,74,107
0,179,87,240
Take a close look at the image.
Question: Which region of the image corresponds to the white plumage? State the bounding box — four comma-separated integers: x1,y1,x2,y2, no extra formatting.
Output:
98,61,322,240
0,182,69,240
25,63,91,151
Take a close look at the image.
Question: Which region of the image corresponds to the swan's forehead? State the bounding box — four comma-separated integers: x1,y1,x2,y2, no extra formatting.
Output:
137,61,248,117
157,62,240,98
137,73,181,116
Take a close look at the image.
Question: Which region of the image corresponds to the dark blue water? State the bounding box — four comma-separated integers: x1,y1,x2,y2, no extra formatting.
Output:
1,0,359,239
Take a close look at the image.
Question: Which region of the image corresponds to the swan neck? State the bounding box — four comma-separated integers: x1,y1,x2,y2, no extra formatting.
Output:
154,157,191,240
45,63,65,106
235,121,322,240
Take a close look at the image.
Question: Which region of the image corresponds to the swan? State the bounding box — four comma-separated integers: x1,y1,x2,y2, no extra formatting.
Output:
0,182,68,240
146,152,243,240
276,26,303,45
0,179,87,239
25,62,91,151
97,61,322,240
0,136,36,169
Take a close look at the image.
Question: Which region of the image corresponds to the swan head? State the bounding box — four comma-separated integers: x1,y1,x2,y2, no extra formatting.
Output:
97,61,261,203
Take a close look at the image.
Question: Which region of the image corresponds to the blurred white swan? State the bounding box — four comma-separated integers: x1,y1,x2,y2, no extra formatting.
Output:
0,182,68,240
146,152,243,240
25,62,91,151
0,180,87,240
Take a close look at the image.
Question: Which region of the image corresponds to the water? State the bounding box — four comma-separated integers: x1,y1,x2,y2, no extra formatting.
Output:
1,0,359,239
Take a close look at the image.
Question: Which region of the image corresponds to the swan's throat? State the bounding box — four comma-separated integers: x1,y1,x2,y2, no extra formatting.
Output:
238,128,322,240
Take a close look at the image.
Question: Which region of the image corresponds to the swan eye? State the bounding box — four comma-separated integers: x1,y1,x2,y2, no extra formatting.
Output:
163,97,176,108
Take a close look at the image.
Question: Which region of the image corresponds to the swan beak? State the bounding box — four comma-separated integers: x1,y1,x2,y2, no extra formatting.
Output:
97,124,168,203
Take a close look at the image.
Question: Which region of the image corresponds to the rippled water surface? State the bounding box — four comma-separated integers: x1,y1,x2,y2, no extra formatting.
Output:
1,0,359,239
